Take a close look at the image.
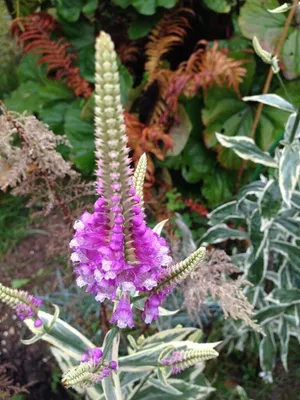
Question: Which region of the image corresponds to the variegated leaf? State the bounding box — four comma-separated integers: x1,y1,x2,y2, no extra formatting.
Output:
200,223,248,245
216,133,277,167
266,288,300,306
271,240,300,273
284,112,300,142
208,201,239,225
279,144,300,207
243,94,295,113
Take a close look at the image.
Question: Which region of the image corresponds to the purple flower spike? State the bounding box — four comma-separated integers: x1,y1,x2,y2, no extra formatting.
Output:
82,347,103,365
110,295,134,329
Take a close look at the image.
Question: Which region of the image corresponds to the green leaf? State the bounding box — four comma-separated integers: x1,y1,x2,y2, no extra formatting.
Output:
112,0,178,15
279,144,300,206
200,223,248,245
181,139,214,183
258,180,282,222
279,318,289,372
202,170,234,207
17,53,47,83
82,0,98,16
132,379,215,400
284,112,300,142
255,305,287,325
270,240,300,273
128,12,163,39
275,217,300,238
268,288,300,305
102,329,123,400
11,279,30,289
243,94,295,113
64,99,95,174
203,0,235,13
39,102,70,133
118,61,134,106
56,0,83,22
167,106,192,157
208,201,239,225
79,44,95,83
148,378,182,395
24,311,94,359
202,80,286,169
259,330,276,374
216,133,277,167
239,0,300,78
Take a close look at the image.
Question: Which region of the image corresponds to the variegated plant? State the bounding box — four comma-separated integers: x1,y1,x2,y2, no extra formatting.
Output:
0,32,221,399
201,35,300,382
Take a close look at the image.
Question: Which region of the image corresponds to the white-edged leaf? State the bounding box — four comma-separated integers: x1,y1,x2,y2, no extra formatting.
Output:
279,318,289,372
242,94,295,113
201,223,248,245
208,201,239,225
102,328,123,400
24,310,94,360
270,240,300,273
255,305,287,325
148,377,183,396
284,112,300,142
279,144,300,206
268,3,291,13
153,219,168,235
266,288,300,306
259,330,276,375
216,133,277,167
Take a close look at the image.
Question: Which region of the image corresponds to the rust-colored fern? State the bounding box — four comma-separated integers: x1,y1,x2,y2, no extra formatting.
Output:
124,112,173,186
145,8,193,78
11,12,92,99
163,41,247,120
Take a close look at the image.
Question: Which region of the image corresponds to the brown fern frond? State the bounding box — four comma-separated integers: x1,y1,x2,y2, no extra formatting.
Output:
124,112,173,186
163,41,247,121
145,8,193,78
10,12,92,99
117,40,141,71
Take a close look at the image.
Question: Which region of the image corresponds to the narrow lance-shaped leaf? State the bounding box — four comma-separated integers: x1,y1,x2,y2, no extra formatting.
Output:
201,223,248,245
216,133,277,167
279,144,300,206
242,94,295,113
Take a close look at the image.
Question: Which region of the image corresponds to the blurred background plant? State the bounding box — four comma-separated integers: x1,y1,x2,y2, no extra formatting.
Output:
1,0,300,399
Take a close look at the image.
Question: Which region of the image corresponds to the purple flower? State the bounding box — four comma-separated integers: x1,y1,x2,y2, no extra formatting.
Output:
81,347,103,365
161,351,185,374
14,293,43,327
110,295,134,329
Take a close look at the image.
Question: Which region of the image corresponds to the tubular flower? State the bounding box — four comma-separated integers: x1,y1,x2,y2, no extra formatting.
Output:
69,32,172,327
0,282,43,327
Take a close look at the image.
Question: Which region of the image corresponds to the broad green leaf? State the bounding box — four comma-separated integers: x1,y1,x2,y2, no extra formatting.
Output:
208,201,239,225
181,139,214,183
39,102,70,134
279,144,300,206
203,0,234,13
64,99,95,174
202,82,286,169
79,44,95,83
17,53,47,83
255,305,287,324
243,94,295,113
118,61,134,107
200,223,248,245
56,0,83,22
267,288,300,305
82,0,98,15
167,106,192,156
216,133,277,167
270,240,300,272
112,0,178,15
202,169,234,207
239,0,300,78
128,12,163,39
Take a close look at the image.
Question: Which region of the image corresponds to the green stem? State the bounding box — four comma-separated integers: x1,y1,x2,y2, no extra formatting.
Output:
276,73,293,105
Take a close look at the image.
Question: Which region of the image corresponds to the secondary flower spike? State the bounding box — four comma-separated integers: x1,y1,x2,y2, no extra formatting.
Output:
70,32,172,328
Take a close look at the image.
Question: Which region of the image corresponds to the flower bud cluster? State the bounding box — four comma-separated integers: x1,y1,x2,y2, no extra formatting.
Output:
0,282,43,327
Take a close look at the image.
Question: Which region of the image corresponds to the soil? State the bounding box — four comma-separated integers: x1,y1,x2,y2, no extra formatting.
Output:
0,216,75,400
